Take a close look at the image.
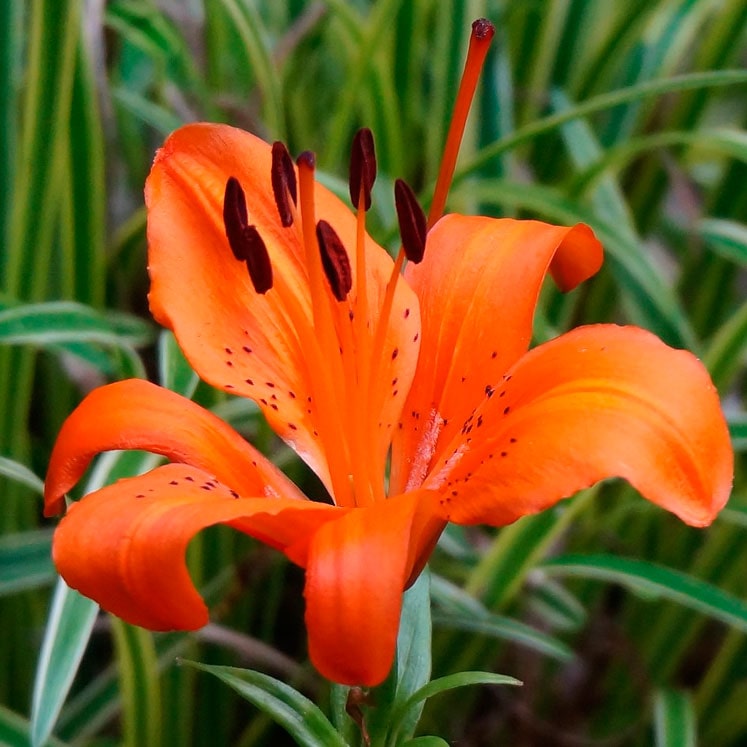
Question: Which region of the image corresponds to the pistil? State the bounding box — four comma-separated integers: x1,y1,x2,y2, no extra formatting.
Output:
428,18,495,228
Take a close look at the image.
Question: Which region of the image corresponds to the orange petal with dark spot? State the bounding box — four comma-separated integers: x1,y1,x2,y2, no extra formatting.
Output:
391,215,603,494
425,325,732,528
44,378,304,516
146,123,419,494
52,463,343,630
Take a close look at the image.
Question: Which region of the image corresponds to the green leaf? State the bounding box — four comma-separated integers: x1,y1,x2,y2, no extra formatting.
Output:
0,300,153,348
364,570,433,745
0,529,55,596
430,574,574,661
432,611,573,664
727,412,747,451
388,570,433,743
31,450,163,747
697,217,747,267
111,620,162,747
703,297,747,390
158,330,198,398
30,580,99,747
110,86,183,136
551,88,637,242
459,70,747,178
0,704,69,747
184,662,348,747
402,738,450,747
0,455,44,494
525,576,587,633
386,672,521,746
653,688,696,747
571,129,747,196
542,554,747,633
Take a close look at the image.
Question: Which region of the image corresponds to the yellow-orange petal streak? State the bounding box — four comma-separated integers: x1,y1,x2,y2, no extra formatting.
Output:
44,379,304,516
146,124,419,500
53,463,343,630
425,325,733,528
391,215,603,495
303,489,439,686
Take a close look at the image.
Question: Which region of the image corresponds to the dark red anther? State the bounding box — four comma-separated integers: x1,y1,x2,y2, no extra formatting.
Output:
394,179,427,264
472,18,495,41
242,225,273,294
224,177,249,261
349,128,377,211
271,141,297,227
316,220,352,302
223,177,273,293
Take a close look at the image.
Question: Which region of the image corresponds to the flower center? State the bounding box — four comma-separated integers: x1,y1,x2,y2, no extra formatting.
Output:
222,19,495,509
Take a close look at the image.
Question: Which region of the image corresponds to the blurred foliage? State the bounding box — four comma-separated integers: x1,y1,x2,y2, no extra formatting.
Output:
0,0,745,744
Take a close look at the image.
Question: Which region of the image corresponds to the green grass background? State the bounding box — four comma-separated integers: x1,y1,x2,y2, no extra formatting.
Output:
0,0,745,744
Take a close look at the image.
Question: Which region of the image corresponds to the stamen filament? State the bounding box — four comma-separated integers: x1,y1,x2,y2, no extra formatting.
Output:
367,249,405,464
296,153,356,506
428,18,495,228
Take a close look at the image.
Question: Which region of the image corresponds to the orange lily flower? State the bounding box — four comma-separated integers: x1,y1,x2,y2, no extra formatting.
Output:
44,26,732,688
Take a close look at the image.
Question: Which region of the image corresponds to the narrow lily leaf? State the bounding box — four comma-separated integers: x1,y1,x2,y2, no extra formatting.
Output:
728,413,747,451
364,570,433,745
542,554,747,632
0,529,55,596
158,330,198,398
653,688,696,747
403,738,450,747
703,298,747,390
183,662,348,747
697,217,747,267
0,705,69,747
460,70,747,177
213,0,285,137
0,300,153,348
0,455,44,494
56,634,190,743
111,620,161,747
551,88,637,241
386,672,521,747
719,504,747,529
110,87,183,135
389,570,433,743
432,612,573,663
430,574,574,661
328,683,354,741
31,450,162,747
571,129,747,195
525,576,587,632
30,580,99,747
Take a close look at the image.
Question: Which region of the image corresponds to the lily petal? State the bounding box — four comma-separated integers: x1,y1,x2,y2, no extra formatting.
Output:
44,378,304,516
303,489,440,685
391,215,603,494
424,325,732,527
146,123,419,493
53,463,343,630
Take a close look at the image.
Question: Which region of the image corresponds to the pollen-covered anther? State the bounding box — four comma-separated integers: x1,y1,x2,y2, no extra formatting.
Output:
271,141,297,227
316,220,352,302
349,128,377,211
394,179,427,263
